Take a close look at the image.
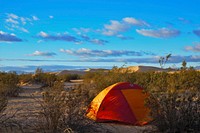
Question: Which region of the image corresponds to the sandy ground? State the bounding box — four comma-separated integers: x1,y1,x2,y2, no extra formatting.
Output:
4,84,154,133
4,84,42,132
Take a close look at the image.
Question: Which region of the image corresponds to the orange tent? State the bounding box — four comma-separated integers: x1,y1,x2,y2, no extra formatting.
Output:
86,82,151,125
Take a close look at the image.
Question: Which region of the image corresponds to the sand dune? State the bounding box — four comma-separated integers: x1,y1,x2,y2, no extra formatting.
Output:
119,66,173,73
56,66,175,76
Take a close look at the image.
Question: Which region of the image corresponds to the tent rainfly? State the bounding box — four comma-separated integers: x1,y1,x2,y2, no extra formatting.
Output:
86,82,151,125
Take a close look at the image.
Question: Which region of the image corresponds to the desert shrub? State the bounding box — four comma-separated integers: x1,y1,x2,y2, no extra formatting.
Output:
177,69,200,90
0,95,23,132
58,74,81,82
0,72,21,97
0,95,7,117
36,81,110,133
0,95,8,131
63,87,98,133
35,82,66,133
18,73,33,84
33,72,57,87
83,68,133,96
147,90,200,132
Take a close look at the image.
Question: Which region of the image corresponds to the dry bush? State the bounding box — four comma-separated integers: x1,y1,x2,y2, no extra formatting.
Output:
0,95,8,125
57,74,81,82
0,72,21,97
82,68,133,97
34,82,66,133
34,82,111,133
35,91,67,133
147,90,200,132
0,95,22,132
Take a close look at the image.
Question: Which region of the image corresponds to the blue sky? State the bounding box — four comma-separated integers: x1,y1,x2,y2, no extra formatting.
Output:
0,0,200,71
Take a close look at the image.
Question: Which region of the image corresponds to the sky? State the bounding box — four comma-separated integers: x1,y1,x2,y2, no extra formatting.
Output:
0,0,200,71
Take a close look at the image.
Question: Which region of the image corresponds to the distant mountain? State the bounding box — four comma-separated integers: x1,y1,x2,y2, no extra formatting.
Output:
0,65,112,73
57,68,110,75
1,65,198,74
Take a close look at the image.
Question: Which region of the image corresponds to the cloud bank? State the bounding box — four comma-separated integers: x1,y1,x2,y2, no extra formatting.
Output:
60,48,155,57
38,31,79,42
1,55,200,64
136,28,180,38
38,31,108,45
185,44,200,52
28,51,56,57
0,31,22,42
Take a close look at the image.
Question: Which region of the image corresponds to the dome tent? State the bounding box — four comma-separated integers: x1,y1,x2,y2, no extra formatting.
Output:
86,82,150,125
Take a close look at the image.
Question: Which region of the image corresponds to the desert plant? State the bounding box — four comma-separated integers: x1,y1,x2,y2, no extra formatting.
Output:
0,95,7,118
159,54,171,68
58,74,81,82
0,72,21,97
34,82,66,133
35,81,110,133
33,71,57,87
147,90,200,132
0,95,23,132
18,73,33,84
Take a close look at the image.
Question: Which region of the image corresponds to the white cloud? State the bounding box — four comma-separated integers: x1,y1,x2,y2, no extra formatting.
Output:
103,20,129,36
116,34,134,40
90,39,108,45
0,31,22,42
136,28,180,38
37,31,79,42
7,13,19,19
20,27,29,33
6,18,19,24
102,17,149,37
32,16,39,21
39,31,48,37
38,31,108,45
28,51,56,57
49,16,54,19
37,40,43,43
185,44,200,52
72,27,92,35
5,13,38,33
20,17,31,25
60,48,155,57
123,17,149,26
